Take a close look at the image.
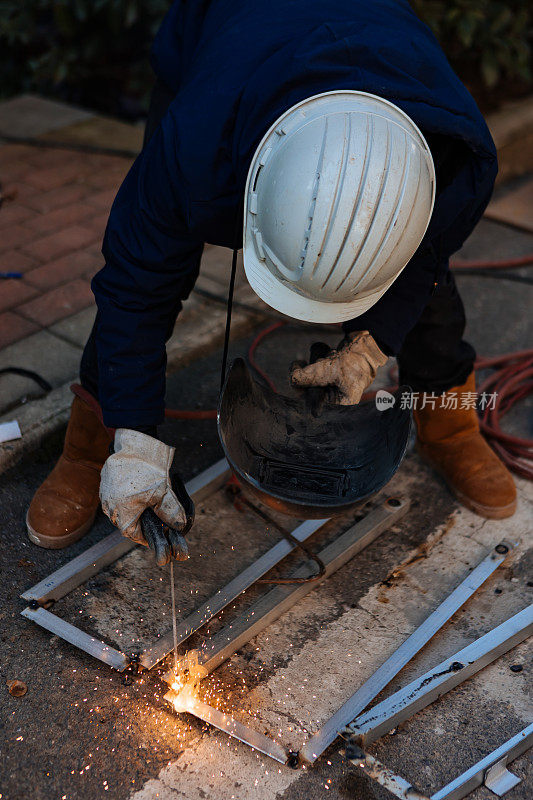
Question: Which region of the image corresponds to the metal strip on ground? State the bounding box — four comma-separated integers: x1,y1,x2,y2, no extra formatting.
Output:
164,689,290,764
21,531,134,604
299,539,515,764
20,459,231,669
347,725,533,800
349,604,533,746
21,459,230,604
21,605,130,671
164,497,409,685
141,517,330,669
346,750,430,800
431,723,533,800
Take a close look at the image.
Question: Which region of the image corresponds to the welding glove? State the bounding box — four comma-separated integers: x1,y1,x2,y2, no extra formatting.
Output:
100,429,194,566
290,331,388,406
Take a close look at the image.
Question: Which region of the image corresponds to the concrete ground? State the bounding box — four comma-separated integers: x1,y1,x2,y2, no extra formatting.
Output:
1,211,532,800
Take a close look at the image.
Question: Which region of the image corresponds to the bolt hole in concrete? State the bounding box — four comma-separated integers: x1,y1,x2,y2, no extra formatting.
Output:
386,497,403,508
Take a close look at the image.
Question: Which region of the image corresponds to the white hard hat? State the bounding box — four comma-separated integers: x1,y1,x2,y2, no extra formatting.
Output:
243,91,436,323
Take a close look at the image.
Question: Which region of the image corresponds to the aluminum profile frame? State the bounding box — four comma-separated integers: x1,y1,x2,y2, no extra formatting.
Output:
21,459,232,671
432,723,533,800
21,456,406,676
348,604,533,746
140,515,330,670
162,533,514,770
163,496,410,684
299,539,515,764
162,496,410,763
163,691,291,765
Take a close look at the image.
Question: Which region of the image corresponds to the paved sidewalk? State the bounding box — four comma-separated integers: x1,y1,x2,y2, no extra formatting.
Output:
0,142,125,351
0,96,262,450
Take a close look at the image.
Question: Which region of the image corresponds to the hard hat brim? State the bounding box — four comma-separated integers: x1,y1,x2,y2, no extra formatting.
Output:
244,233,397,323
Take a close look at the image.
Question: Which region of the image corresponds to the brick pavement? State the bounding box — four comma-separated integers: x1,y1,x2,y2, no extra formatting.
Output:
0,142,130,348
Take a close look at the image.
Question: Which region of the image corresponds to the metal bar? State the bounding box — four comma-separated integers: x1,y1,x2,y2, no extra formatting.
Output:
484,761,521,796
164,688,289,764
346,749,430,800
346,726,533,800
431,723,533,800
21,531,133,604
141,517,329,669
21,458,230,604
299,539,515,764
179,497,409,682
21,606,130,671
183,458,231,503
349,604,533,746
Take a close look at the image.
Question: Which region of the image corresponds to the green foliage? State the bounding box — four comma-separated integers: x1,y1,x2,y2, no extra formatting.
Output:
413,0,532,90
0,1,531,115
0,0,169,115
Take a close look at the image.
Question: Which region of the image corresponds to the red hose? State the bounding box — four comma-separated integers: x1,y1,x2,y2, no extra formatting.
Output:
451,254,533,269
164,408,217,420
164,322,285,419
475,350,533,480
247,321,284,392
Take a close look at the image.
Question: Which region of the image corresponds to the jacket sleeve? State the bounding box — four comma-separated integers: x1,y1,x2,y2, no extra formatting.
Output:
91,109,203,430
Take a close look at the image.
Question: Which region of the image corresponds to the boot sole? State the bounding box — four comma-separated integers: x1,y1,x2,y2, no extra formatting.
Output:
417,446,517,520
26,510,97,549
452,490,517,520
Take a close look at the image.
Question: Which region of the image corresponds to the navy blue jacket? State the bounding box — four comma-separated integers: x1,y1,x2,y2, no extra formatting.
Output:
93,0,497,429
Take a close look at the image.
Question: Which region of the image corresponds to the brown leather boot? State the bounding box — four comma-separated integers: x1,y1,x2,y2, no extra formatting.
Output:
413,373,516,519
26,393,112,548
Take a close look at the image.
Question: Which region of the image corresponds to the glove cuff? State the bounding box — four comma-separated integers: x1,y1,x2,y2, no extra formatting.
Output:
346,330,388,374
114,428,175,471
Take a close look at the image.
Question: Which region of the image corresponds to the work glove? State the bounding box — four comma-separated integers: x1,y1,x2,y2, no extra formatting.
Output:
290,331,388,406
100,429,194,566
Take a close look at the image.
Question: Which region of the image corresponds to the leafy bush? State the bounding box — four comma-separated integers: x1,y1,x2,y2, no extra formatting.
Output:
0,0,169,117
413,0,532,97
0,1,531,116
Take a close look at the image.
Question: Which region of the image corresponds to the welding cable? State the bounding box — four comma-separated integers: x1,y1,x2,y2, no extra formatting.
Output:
452,269,533,285
475,349,533,480
247,321,285,392
226,480,326,584
451,253,533,269
0,367,52,393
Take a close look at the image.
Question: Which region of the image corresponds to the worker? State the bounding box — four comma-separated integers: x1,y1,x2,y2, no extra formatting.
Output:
26,0,516,561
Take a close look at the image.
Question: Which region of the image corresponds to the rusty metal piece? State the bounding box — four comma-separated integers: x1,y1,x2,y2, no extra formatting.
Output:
7,680,27,697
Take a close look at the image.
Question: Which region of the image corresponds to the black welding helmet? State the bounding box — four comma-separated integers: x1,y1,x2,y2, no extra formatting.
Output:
218,357,411,518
